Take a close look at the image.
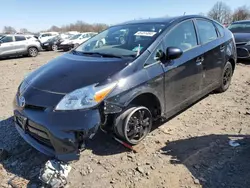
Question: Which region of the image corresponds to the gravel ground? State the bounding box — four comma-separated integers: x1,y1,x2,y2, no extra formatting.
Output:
0,51,250,188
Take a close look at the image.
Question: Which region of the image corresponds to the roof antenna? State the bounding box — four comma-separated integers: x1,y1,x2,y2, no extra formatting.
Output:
183,12,186,15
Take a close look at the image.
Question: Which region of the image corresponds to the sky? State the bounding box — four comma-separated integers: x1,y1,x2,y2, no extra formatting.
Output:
0,0,249,32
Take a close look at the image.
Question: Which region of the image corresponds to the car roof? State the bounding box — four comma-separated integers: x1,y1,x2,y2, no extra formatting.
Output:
232,20,250,24
115,15,211,26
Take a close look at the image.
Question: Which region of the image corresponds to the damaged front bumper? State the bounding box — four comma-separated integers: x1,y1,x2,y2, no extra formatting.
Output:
13,105,101,162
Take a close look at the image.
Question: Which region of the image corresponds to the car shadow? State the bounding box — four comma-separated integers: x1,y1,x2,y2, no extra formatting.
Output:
160,134,250,188
238,59,250,65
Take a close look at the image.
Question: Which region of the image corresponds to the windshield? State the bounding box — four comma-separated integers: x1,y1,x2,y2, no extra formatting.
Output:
228,22,250,33
74,23,166,57
70,34,81,40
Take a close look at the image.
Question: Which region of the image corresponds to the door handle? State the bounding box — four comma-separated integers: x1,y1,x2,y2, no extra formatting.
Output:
196,56,204,65
220,45,225,50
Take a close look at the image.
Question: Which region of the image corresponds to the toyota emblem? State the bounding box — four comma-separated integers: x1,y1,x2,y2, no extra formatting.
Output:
19,96,26,108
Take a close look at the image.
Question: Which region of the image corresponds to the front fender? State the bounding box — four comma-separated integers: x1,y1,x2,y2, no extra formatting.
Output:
104,68,165,115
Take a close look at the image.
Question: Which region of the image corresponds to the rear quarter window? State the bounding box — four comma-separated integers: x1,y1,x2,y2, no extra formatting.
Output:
214,23,225,37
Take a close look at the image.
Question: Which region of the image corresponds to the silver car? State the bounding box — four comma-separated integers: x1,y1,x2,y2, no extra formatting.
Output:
0,35,42,58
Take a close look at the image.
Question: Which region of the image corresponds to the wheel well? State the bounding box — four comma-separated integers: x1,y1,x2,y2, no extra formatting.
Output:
27,46,38,51
129,93,161,119
228,58,235,72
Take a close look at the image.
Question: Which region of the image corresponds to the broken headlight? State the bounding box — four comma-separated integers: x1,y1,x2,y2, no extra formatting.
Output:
55,83,116,111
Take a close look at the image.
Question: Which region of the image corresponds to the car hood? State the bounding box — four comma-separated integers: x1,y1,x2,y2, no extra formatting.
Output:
61,39,72,44
25,53,131,94
233,33,250,43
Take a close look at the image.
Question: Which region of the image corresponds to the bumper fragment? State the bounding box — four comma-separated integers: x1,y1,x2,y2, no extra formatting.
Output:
14,107,101,162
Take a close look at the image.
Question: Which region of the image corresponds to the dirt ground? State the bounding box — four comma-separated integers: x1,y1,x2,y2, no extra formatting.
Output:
0,51,250,188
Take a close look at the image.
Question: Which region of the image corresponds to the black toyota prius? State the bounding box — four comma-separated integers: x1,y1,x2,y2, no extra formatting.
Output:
13,15,236,162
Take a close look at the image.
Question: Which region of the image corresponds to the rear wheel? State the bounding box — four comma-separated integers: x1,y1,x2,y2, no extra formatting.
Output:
28,47,38,57
114,106,152,145
216,61,233,93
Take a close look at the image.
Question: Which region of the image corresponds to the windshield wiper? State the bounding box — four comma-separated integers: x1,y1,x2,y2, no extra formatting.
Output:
81,52,124,58
71,50,136,59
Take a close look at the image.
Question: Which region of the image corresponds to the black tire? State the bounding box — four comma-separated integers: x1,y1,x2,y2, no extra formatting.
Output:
28,47,38,57
114,106,152,145
51,44,58,51
216,61,233,93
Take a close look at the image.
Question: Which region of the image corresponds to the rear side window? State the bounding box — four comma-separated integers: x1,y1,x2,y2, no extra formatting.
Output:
15,36,26,41
196,19,218,44
214,23,225,37
1,36,13,43
164,20,198,52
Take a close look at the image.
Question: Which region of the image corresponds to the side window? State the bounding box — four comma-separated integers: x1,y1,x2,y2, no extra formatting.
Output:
1,36,13,43
15,36,26,41
144,43,164,67
214,23,225,37
196,19,218,44
164,20,198,52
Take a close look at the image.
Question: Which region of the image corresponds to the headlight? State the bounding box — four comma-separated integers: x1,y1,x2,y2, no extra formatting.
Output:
246,41,250,45
44,43,49,46
55,83,117,110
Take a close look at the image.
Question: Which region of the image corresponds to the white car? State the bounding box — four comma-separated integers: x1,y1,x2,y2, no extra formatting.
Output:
59,32,97,51
38,32,59,43
0,35,42,58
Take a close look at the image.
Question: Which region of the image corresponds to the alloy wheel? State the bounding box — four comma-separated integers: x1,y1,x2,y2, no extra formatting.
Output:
223,66,232,88
123,107,152,144
52,44,58,51
29,48,38,57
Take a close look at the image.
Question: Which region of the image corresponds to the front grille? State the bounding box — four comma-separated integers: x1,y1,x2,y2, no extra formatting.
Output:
236,42,247,47
237,48,250,58
26,120,53,149
25,104,46,111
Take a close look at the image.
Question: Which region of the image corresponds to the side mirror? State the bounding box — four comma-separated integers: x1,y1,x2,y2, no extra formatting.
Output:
166,47,183,60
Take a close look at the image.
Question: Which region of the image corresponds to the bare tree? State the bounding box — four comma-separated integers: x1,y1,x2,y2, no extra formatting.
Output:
45,21,108,33
2,26,16,34
48,25,61,32
208,1,232,24
232,6,250,21
19,28,29,34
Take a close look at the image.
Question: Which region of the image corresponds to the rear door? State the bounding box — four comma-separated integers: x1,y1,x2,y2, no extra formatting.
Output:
0,36,15,56
162,19,204,116
195,19,224,90
14,36,27,54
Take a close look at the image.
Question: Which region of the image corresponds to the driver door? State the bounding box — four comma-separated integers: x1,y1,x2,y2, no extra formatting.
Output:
162,19,204,117
0,36,15,56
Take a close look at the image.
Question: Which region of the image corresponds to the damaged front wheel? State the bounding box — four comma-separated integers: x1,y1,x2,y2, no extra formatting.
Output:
114,106,152,145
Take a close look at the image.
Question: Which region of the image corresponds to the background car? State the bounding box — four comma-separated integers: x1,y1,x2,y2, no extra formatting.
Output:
0,35,42,58
41,36,64,51
38,32,59,43
228,20,250,59
59,32,97,51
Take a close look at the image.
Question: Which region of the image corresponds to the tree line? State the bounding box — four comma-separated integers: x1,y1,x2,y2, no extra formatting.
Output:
1,1,250,34
207,1,250,24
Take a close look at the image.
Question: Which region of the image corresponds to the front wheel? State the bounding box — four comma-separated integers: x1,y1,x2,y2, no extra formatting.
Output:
114,106,152,145
215,61,233,93
51,44,58,51
28,47,38,57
